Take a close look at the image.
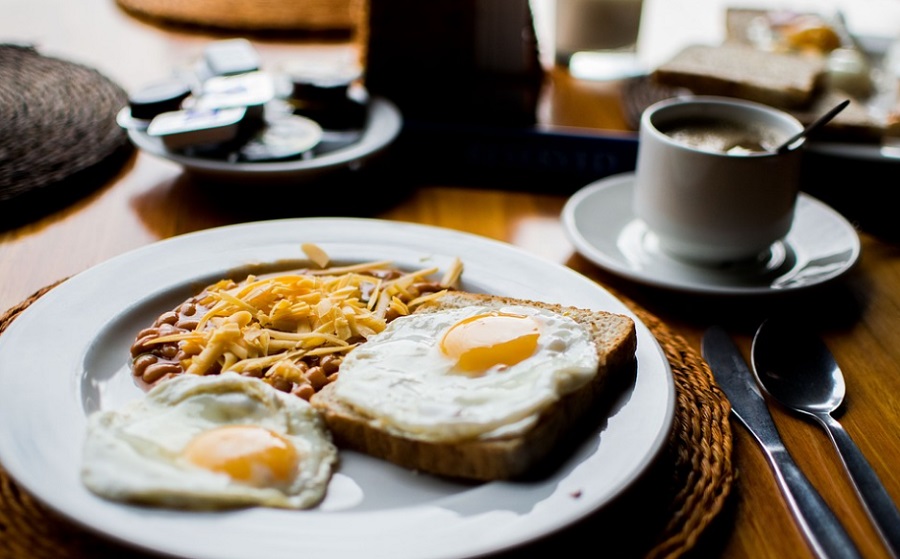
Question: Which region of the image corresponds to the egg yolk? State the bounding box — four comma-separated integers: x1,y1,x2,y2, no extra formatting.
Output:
440,311,540,374
182,425,299,487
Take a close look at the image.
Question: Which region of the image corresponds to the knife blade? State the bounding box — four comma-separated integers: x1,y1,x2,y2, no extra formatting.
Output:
701,326,862,559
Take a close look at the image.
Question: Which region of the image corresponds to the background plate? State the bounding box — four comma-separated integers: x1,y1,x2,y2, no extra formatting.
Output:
0,217,674,559
127,97,402,183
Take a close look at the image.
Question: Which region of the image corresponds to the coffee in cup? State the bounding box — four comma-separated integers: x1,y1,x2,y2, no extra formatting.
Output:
657,117,783,154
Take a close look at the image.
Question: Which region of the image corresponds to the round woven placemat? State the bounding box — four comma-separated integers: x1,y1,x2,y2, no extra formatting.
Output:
114,0,363,33
0,44,132,227
0,280,733,559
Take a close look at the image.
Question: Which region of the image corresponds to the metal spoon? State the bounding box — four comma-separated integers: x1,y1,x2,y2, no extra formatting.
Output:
752,318,900,559
775,98,850,154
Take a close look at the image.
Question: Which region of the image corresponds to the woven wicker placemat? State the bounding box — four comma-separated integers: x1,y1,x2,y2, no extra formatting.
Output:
0,45,132,226
114,0,364,33
0,280,733,559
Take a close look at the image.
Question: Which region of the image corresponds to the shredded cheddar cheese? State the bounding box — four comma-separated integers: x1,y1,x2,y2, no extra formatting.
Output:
133,245,463,397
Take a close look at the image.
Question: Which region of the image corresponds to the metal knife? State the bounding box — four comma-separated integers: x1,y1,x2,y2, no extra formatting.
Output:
701,326,863,559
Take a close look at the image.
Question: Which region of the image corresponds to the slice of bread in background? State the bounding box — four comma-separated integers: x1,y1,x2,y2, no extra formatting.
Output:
310,291,637,481
652,43,826,109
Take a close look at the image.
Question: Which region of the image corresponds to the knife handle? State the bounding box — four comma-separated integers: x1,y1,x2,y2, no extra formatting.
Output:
768,447,863,559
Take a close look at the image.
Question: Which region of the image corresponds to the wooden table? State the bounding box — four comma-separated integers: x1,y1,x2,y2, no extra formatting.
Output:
2,1,899,558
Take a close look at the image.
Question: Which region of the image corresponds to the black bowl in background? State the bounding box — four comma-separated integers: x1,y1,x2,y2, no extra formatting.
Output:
800,147,900,243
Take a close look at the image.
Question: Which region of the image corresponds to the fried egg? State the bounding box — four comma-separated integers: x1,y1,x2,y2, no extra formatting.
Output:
81,372,337,510
329,304,599,442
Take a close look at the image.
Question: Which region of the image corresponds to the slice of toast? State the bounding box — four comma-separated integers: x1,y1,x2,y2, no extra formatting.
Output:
652,44,882,141
652,43,827,109
309,291,637,481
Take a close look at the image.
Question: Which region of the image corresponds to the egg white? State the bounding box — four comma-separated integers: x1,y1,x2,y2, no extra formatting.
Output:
330,304,599,442
81,372,338,510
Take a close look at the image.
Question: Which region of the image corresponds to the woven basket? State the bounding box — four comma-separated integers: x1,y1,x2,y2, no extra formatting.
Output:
114,0,366,33
0,44,132,226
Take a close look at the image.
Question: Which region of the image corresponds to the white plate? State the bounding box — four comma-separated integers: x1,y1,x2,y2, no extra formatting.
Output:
127,97,402,183
0,217,675,559
562,173,861,296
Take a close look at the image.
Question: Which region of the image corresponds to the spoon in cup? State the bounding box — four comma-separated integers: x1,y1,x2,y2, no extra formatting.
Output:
751,318,900,559
775,98,850,154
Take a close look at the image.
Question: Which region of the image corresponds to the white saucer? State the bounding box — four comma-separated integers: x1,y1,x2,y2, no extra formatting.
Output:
561,173,861,296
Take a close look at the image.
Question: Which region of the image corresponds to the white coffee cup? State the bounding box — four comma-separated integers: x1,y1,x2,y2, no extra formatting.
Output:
633,96,806,264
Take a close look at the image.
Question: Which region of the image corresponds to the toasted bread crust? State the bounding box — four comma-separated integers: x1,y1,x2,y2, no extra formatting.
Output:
653,43,826,109
651,43,884,141
310,291,637,481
